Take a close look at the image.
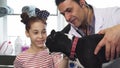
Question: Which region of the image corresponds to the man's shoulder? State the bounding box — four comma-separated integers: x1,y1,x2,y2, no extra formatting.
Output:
93,6,120,17
93,6,120,11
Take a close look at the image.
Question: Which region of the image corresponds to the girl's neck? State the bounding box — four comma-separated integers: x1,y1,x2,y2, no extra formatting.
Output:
27,45,47,54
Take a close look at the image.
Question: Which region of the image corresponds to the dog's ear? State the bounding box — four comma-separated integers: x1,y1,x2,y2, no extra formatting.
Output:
51,29,56,35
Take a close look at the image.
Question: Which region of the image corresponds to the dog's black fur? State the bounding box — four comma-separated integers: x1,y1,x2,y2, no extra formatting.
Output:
46,30,112,68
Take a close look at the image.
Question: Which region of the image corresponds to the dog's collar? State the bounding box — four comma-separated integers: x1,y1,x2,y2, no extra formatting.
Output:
70,37,79,60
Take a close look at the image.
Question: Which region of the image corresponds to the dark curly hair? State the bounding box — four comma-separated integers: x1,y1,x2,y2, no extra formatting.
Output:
20,7,50,32
55,0,91,8
20,12,46,32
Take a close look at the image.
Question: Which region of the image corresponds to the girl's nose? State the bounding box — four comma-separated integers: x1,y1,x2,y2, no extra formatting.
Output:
39,33,43,38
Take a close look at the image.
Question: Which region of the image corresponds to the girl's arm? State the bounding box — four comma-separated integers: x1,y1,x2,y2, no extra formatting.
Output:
52,52,69,68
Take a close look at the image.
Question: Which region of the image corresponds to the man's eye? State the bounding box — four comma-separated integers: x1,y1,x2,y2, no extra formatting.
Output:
66,8,71,12
61,13,65,16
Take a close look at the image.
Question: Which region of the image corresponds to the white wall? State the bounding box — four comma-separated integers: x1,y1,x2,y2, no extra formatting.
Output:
86,0,120,8
0,0,7,45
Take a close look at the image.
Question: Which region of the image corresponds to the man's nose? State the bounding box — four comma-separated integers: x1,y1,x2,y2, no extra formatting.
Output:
65,13,71,22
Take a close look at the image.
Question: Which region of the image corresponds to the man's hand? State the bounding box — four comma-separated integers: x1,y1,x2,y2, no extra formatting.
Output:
94,24,120,60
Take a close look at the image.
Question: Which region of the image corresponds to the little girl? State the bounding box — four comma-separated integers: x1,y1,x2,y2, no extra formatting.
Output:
14,6,68,68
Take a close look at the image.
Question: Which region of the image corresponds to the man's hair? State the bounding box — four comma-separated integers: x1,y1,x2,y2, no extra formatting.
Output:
55,0,80,6
55,0,93,12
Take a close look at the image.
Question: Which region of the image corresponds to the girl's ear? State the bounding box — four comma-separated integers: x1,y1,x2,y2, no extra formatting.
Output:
25,31,29,37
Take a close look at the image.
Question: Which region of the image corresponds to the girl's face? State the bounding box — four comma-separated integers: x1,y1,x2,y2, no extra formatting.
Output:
26,20,47,48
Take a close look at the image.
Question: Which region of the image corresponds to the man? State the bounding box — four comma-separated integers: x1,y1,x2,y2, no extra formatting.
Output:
55,0,120,67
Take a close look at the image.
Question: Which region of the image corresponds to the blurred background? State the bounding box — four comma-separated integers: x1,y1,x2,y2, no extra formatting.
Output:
0,0,120,55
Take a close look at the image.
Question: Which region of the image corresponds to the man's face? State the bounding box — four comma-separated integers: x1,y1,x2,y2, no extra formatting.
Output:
58,0,86,28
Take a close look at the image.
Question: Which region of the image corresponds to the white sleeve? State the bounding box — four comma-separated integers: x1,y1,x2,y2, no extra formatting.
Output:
112,7,120,24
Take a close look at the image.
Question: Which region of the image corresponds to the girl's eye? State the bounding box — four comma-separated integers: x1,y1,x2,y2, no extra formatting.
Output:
34,32,38,34
42,31,46,34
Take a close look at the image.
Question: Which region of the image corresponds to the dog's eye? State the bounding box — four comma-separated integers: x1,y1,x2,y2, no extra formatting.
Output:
53,34,56,37
49,36,52,39
48,34,56,39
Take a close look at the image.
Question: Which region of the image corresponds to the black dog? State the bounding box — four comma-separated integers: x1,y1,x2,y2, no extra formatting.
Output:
46,30,116,68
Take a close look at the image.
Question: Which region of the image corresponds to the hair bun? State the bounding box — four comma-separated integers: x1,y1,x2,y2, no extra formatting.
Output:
21,12,29,24
22,6,50,20
21,5,50,24
35,8,50,20
22,6,36,17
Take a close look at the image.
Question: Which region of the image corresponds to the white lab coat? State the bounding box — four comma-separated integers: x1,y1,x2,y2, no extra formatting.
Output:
68,7,120,68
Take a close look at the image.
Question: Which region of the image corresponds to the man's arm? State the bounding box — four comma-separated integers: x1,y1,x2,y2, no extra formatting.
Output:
94,24,120,60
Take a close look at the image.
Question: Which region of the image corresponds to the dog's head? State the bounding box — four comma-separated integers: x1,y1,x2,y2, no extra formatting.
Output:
46,30,74,57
